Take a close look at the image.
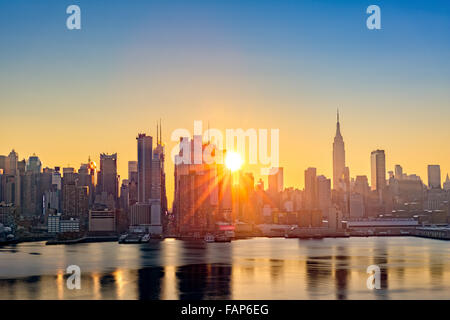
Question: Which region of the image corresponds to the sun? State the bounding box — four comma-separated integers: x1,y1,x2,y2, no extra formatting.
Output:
225,151,243,172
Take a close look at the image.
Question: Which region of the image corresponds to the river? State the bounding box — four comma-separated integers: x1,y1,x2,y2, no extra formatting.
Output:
1,237,449,299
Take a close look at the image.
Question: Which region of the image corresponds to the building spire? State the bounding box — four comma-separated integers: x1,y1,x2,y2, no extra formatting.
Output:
156,122,159,144
335,108,342,138
160,118,162,145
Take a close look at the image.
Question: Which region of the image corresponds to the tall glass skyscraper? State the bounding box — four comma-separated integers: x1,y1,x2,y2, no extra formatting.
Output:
371,149,386,193
137,134,153,203
99,153,118,200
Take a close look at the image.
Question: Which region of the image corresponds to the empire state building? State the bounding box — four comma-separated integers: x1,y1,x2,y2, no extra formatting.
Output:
333,110,346,190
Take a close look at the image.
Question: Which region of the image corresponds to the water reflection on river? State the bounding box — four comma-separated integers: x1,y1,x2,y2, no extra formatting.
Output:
1,237,449,299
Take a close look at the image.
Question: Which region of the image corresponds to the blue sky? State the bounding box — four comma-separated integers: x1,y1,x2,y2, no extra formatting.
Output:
0,0,449,195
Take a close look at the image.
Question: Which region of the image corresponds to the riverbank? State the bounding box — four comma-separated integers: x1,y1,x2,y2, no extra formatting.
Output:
3,230,449,247
46,236,118,245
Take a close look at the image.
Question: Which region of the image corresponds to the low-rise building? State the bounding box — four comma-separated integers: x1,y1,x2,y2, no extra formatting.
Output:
89,209,116,233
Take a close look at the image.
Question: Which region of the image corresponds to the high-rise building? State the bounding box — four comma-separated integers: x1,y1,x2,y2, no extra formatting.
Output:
62,168,77,215
128,161,138,207
154,121,168,218
44,185,60,215
268,167,284,194
151,155,161,200
22,170,41,216
120,179,129,211
173,137,224,235
62,180,77,215
17,159,26,175
395,165,403,180
237,172,255,222
63,167,77,184
4,151,22,211
2,175,18,206
0,155,6,172
78,161,95,205
316,175,331,217
427,165,441,189
5,150,18,175
304,167,317,209
350,193,365,218
26,155,41,174
20,155,43,216
371,149,386,193
77,164,90,187
333,110,346,190
137,134,153,203
52,167,62,190
444,174,450,191
99,153,118,200
354,175,370,196
267,167,283,209
128,161,138,182
217,161,233,222
130,128,166,235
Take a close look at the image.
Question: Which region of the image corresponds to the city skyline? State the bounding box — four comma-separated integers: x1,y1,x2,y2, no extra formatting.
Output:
1,0,450,304
1,112,449,210
1,1,450,208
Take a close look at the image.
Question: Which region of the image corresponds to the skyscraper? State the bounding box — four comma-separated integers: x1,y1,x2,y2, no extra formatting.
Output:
22,170,40,216
316,175,331,217
304,167,317,209
174,137,224,234
5,150,21,210
128,161,138,182
154,121,168,217
6,150,18,175
395,165,403,180
427,165,441,189
22,155,42,216
26,155,41,174
120,179,129,211
137,134,153,203
333,110,346,190
78,160,96,205
130,130,165,236
443,174,450,191
128,161,138,206
0,155,6,172
268,167,284,194
99,153,118,200
371,150,386,194
238,172,255,222
354,175,370,196
151,155,161,200
267,167,283,209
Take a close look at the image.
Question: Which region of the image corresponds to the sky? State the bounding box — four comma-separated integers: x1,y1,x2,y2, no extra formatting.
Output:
1,0,449,207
